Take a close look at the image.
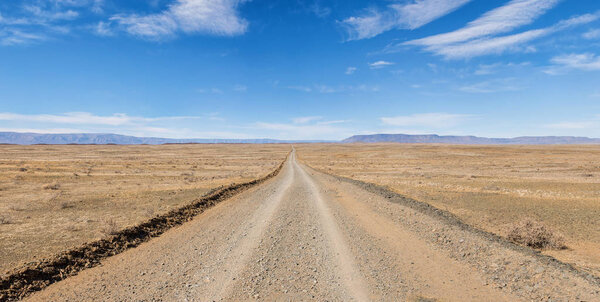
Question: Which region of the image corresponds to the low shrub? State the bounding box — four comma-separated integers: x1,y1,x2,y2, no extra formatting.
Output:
101,218,119,235
43,183,61,190
0,214,12,224
507,218,566,250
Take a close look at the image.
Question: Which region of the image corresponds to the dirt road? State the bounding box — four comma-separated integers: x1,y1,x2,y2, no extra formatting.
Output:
26,151,599,301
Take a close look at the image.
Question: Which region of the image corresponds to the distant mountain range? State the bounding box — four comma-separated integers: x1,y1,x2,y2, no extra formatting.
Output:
0,132,327,145
1,132,599,145
341,134,600,144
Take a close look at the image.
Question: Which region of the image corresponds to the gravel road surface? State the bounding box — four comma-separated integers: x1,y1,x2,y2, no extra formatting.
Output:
26,151,600,301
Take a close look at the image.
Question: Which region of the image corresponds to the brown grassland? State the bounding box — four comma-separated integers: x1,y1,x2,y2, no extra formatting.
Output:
296,144,600,276
0,144,289,275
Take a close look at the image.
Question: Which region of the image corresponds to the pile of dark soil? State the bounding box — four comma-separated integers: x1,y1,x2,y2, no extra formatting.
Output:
0,153,288,301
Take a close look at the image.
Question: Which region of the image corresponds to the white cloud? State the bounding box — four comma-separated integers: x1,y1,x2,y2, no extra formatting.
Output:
0,112,247,139
459,78,521,93
292,116,322,124
392,0,472,29
369,60,394,69
94,21,113,36
583,28,600,40
315,85,337,93
310,2,331,18
0,29,46,46
23,5,80,22
318,120,349,125
400,12,600,59
407,0,560,47
0,112,205,126
0,2,85,46
381,113,473,128
342,0,472,40
91,0,105,14
474,62,530,75
0,127,89,134
474,63,502,75
287,85,313,92
111,0,249,39
0,127,256,140
550,53,600,71
432,28,549,59
345,66,357,75
287,84,379,93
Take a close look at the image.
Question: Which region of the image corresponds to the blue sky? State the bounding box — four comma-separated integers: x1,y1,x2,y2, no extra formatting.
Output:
1,0,600,140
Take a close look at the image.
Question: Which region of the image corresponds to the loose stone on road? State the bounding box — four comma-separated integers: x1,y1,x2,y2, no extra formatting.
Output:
26,150,600,301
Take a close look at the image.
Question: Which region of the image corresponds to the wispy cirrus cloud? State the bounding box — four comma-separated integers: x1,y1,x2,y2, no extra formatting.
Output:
0,112,239,139
292,116,322,124
389,0,600,59
341,0,472,40
549,53,600,71
426,28,547,59
583,28,600,39
0,0,106,45
287,84,379,93
0,112,206,126
369,60,394,69
474,62,530,75
459,78,522,93
110,0,249,39
0,3,77,45
398,11,600,59
407,0,561,47
0,29,46,46
287,85,313,92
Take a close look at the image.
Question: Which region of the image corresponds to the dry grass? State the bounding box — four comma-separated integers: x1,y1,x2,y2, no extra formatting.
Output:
42,183,61,190
0,144,289,274
296,143,600,275
507,219,566,250
0,214,12,225
100,218,119,236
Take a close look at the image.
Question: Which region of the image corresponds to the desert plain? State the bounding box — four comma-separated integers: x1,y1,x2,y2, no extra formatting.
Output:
2,143,600,301
296,143,600,276
0,144,289,275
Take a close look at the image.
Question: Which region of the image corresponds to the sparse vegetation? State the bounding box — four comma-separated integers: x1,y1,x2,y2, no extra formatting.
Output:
43,183,61,190
0,214,12,225
57,201,73,210
0,144,289,274
101,218,119,236
297,144,600,276
507,219,566,250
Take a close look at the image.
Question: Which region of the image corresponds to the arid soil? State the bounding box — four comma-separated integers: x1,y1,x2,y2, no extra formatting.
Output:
296,144,600,276
0,144,289,275
24,151,600,301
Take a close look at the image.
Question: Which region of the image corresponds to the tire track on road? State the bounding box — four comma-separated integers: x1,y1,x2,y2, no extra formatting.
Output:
23,149,600,301
296,160,370,302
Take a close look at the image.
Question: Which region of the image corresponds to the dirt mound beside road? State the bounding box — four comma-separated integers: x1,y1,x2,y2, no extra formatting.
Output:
20,151,600,301
0,153,288,301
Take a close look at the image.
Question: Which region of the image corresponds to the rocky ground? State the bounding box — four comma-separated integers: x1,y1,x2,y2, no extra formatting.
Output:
24,151,600,301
